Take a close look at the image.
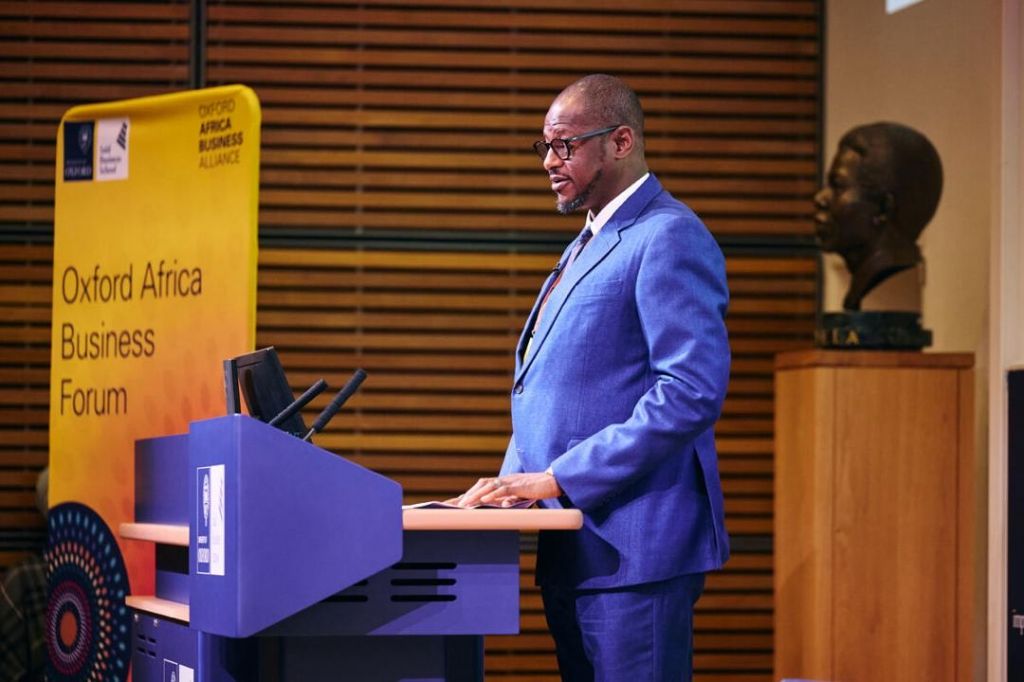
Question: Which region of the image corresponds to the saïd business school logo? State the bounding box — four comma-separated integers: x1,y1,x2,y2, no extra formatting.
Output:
96,118,129,181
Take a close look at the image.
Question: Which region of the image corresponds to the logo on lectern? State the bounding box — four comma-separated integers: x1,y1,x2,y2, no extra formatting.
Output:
202,473,210,527
196,465,225,576
163,659,193,682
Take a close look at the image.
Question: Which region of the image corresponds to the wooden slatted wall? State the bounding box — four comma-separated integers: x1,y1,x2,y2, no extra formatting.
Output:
0,245,51,566
0,0,192,227
0,2,821,681
0,1,192,565
205,0,818,239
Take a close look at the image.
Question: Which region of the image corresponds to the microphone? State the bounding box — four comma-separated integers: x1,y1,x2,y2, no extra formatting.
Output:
269,378,328,428
303,369,367,441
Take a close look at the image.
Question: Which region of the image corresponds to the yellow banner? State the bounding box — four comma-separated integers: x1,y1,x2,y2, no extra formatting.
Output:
50,85,260,598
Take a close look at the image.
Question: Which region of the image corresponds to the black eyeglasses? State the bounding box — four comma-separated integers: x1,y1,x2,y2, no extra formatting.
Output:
533,125,621,161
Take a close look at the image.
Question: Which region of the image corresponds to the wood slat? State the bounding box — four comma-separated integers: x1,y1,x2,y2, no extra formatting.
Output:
207,25,817,59
254,169,818,194
207,45,818,77
207,6,817,36
206,66,819,96
0,41,194,61
0,62,190,81
250,210,817,235
0,19,188,40
254,190,812,215
219,0,816,16
253,113,816,136
0,2,188,20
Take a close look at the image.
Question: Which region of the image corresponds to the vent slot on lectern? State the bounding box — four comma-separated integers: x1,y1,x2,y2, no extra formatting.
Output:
313,562,463,606
135,631,157,659
390,578,456,587
390,594,457,603
393,562,456,571
388,563,458,602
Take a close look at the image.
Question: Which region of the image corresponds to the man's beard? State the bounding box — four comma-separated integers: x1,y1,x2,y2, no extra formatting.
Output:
556,169,602,215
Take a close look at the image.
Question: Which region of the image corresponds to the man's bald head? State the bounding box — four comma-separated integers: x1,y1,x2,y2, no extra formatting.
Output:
555,74,645,153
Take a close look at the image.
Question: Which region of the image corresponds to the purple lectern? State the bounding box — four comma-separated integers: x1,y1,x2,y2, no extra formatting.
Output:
122,415,581,681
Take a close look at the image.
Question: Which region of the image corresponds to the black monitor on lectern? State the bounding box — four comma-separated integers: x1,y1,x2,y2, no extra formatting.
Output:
224,346,307,437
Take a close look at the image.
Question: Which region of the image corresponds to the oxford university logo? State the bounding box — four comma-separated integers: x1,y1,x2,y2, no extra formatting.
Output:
63,120,95,181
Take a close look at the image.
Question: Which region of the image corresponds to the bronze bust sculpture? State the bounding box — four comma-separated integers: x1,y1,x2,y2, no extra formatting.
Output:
814,122,942,348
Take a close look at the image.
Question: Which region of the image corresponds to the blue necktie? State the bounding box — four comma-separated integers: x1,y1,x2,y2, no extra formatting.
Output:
563,225,594,272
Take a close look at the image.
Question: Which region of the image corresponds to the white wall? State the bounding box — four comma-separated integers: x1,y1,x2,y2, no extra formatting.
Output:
824,0,1004,678
989,1,1024,679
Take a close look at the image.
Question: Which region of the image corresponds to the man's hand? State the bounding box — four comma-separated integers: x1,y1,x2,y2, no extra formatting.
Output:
456,472,562,508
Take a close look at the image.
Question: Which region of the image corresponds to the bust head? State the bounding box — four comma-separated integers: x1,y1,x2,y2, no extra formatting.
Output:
814,122,943,310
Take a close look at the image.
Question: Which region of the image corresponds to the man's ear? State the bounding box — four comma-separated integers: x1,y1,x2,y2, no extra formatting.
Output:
611,126,636,159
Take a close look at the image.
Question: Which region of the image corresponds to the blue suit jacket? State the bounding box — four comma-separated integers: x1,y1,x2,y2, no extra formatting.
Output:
500,174,731,589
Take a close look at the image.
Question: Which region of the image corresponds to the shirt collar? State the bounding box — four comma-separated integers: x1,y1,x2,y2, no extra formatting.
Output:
585,172,650,235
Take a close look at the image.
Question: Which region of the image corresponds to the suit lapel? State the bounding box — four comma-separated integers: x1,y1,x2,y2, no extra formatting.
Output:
514,174,664,383
516,260,565,372
514,243,576,375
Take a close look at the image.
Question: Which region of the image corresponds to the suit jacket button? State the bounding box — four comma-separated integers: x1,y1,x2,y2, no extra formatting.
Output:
513,383,524,394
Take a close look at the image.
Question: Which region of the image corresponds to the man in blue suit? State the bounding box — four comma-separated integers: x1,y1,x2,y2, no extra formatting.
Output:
458,74,730,681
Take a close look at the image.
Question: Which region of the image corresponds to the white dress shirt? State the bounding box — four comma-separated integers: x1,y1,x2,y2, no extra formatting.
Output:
585,172,650,235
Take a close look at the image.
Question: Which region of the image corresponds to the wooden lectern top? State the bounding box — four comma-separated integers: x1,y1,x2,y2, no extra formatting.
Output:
121,508,583,547
402,508,582,531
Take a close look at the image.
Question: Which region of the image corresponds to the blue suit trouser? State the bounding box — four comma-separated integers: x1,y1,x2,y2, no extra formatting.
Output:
541,572,705,682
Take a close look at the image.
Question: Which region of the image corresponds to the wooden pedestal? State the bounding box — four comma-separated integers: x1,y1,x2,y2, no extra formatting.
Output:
774,350,975,682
